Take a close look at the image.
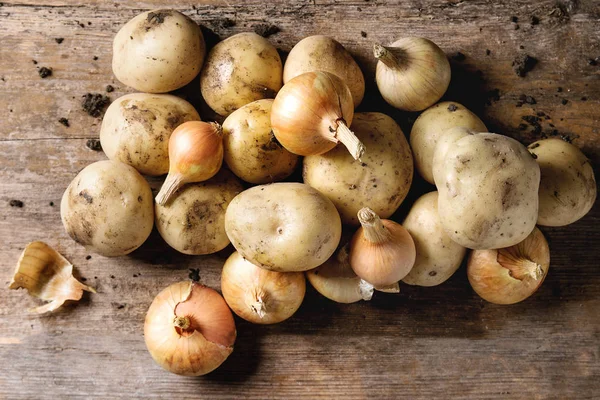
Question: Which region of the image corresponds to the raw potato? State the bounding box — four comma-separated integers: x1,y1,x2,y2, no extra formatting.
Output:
528,138,597,226
100,93,201,176
410,101,487,184
222,99,299,184
283,35,365,108
61,160,154,257
112,9,205,93
225,183,342,272
434,133,540,250
431,126,475,182
200,32,283,116
303,112,413,225
402,192,466,286
155,169,243,255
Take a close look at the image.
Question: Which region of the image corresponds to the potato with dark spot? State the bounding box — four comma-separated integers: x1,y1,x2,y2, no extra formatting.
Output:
303,112,413,225
433,133,540,250
61,160,154,256
528,138,596,226
225,183,342,272
155,169,243,255
283,35,365,108
402,191,466,286
200,32,283,116
222,99,298,184
112,9,205,93
100,93,200,176
411,101,487,184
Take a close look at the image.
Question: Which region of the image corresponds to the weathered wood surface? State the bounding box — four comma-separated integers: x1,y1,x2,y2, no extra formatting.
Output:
1,0,599,399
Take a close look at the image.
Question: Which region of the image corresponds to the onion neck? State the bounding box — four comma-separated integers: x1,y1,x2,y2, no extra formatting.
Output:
497,250,543,281
357,208,391,244
173,315,191,330
249,289,267,318
209,122,223,138
335,119,365,161
155,173,184,206
373,44,407,70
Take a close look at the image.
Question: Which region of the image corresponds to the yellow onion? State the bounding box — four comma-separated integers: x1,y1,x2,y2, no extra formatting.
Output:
271,71,365,160
221,251,305,324
144,281,236,376
350,207,416,287
155,121,223,205
467,227,550,304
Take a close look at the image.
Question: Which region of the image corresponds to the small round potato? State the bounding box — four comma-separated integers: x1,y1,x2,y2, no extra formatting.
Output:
200,32,283,116
155,169,243,255
100,93,201,176
61,160,154,257
112,9,205,93
410,101,487,184
528,138,596,226
283,35,365,108
303,112,413,225
434,133,540,250
225,183,342,272
222,99,299,184
402,192,466,286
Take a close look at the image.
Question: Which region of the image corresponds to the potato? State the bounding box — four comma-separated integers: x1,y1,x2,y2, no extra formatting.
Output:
112,9,205,93
433,133,540,250
283,35,365,108
402,192,466,286
155,169,243,255
528,138,596,226
61,160,154,257
200,33,282,116
100,93,200,176
410,101,487,184
225,183,342,272
222,99,299,184
303,112,413,225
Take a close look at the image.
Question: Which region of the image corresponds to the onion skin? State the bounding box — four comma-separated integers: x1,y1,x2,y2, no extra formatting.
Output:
467,227,550,305
144,281,235,376
221,251,306,324
271,71,365,160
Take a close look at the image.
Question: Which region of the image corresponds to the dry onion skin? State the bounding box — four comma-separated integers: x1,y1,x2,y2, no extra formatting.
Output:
221,251,306,324
283,35,365,108
222,99,299,184
200,32,283,116
467,227,550,304
528,138,597,227
144,281,236,376
112,9,205,93
411,101,487,184
271,71,365,160
9,241,96,314
100,93,201,176
374,37,451,112
303,112,413,225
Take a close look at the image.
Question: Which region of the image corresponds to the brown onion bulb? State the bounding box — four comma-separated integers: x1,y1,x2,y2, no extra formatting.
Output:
156,121,223,205
467,227,550,304
271,71,365,160
144,281,236,376
221,251,306,324
350,207,416,287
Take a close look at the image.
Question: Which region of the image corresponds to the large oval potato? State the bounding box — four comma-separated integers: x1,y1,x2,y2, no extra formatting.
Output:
112,9,205,93
411,101,487,184
225,183,342,272
434,133,540,250
61,160,154,256
155,169,243,255
402,191,466,286
528,138,596,226
283,35,365,108
200,32,282,116
222,99,299,184
303,112,413,225
100,93,200,176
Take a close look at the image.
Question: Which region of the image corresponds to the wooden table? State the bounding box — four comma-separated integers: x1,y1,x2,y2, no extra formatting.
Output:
1,1,598,398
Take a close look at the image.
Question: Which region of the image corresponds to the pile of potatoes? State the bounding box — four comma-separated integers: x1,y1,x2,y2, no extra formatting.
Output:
59,8,597,373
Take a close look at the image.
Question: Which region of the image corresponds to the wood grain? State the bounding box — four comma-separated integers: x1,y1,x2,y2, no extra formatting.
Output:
1,1,599,399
